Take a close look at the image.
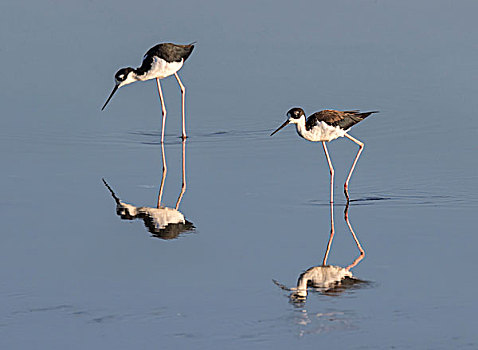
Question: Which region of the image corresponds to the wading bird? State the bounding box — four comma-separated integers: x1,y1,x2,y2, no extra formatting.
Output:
271,107,378,202
102,138,193,240
273,202,366,303
102,42,195,142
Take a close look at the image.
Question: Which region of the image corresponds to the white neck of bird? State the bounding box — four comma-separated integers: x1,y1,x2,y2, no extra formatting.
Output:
295,276,309,297
292,116,306,134
118,72,140,87
295,278,308,297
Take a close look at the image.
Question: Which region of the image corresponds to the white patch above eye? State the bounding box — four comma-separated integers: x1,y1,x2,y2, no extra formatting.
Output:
119,74,124,79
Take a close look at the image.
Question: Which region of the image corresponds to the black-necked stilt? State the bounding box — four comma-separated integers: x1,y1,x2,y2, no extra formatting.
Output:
271,107,378,202
102,173,194,240
272,202,365,302
102,42,195,142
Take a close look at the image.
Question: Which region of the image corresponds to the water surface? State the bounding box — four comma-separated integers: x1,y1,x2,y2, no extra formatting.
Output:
1,0,477,349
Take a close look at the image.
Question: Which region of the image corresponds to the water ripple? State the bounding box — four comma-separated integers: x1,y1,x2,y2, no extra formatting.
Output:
307,192,473,208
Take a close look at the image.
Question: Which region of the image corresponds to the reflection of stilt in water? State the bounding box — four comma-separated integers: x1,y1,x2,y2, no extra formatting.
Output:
273,202,366,302
175,139,187,210
344,203,364,270
321,199,335,266
103,140,194,240
157,141,167,208
321,202,365,269
157,140,187,210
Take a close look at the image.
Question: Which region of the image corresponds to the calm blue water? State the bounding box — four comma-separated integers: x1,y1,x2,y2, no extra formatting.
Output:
1,0,477,349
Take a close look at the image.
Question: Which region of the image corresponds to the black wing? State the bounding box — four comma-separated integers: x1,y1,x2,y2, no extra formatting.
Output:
145,43,195,63
136,43,195,76
306,110,379,131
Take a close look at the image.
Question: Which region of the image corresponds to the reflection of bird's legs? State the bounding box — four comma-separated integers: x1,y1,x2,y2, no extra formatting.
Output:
344,133,364,202
175,139,187,210
174,73,187,140
157,141,167,208
156,78,167,143
322,200,335,266
344,202,365,270
322,142,334,203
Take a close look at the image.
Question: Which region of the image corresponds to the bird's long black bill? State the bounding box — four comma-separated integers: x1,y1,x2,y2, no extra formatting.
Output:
270,120,290,136
101,85,119,110
102,178,121,205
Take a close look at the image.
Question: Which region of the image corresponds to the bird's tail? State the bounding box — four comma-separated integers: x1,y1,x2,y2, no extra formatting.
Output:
183,43,195,61
357,111,379,119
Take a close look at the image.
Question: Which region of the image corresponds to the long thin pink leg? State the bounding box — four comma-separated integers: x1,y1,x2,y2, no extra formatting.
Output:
322,200,335,266
174,73,187,140
156,78,167,143
157,141,167,208
322,141,334,203
175,139,187,210
344,202,365,270
344,133,364,202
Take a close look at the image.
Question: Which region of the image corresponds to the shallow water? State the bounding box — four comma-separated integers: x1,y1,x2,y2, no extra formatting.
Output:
1,0,477,349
